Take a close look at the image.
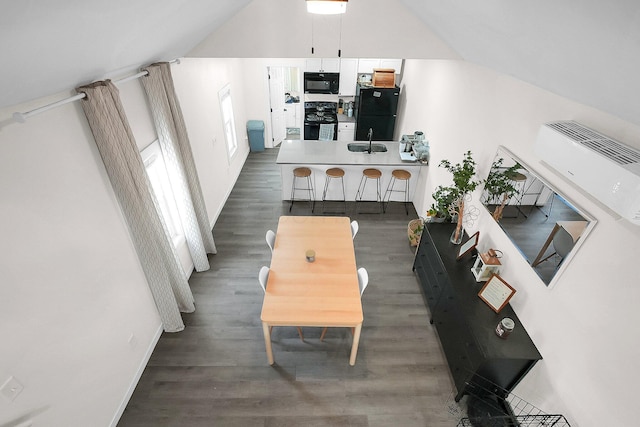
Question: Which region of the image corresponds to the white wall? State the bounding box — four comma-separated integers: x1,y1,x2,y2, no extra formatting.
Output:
397,59,640,426
0,58,250,426
171,58,252,223
0,90,162,426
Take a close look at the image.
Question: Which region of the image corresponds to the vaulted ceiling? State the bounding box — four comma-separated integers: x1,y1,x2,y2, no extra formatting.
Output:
1,0,639,126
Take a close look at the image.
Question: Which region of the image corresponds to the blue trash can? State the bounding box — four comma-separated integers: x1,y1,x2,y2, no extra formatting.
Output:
247,120,265,152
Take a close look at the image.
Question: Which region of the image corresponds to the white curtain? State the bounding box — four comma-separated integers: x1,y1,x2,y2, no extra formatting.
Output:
76,80,193,332
141,62,217,272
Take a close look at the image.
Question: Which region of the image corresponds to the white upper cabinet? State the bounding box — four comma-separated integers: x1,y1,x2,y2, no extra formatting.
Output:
305,58,340,73
379,59,403,73
357,59,380,74
321,58,340,72
304,58,322,72
357,58,403,75
338,58,358,97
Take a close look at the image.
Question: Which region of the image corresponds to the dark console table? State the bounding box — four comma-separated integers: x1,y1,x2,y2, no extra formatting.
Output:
413,223,542,402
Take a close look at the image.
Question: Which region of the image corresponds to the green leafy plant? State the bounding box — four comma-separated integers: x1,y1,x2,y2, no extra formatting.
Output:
483,157,522,220
438,151,480,195
430,186,460,221
435,150,480,243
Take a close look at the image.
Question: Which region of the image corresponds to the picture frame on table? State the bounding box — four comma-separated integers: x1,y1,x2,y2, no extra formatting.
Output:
456,231,479,260
478,274,516,313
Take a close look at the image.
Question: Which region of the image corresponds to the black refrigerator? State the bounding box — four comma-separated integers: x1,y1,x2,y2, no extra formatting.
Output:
354,84,400,141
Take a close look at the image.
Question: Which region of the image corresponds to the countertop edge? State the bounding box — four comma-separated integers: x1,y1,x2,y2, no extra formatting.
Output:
276,140,428,167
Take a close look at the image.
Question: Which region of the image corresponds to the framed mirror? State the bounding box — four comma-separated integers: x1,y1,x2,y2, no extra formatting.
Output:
480,146,597,286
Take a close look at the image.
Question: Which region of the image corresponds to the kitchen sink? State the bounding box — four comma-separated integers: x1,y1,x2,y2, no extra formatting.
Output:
347,143,388,153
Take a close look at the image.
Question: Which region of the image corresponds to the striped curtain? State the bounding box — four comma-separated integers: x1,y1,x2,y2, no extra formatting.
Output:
142,62,217,271
76,80,193,332
141,62,217,272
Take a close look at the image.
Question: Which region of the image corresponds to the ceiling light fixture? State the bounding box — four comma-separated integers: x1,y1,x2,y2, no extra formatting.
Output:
306,0,348,15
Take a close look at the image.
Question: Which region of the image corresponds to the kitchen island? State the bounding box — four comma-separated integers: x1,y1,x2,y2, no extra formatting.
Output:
276,139,428,204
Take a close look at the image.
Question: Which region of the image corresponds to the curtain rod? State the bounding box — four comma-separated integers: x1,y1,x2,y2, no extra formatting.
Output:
12,59,181,123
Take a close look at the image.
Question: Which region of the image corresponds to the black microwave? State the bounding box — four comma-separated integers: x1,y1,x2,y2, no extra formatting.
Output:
304,72,340,94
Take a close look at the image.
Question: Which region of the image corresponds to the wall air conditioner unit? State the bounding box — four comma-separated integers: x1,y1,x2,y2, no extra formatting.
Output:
534,120,640,225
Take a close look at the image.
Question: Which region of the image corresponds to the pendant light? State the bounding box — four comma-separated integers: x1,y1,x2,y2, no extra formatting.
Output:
306,0,348,15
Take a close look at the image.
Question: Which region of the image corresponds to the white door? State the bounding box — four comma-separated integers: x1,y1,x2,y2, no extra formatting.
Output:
268,66,287,147
284,103,299,128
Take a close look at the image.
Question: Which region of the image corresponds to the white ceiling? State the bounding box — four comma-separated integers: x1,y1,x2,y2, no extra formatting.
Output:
0,0,251,109
1,0,639,126
403,0,640,127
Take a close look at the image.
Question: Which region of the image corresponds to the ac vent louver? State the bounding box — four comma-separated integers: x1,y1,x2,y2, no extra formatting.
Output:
535,120,640,225
547,121,640,166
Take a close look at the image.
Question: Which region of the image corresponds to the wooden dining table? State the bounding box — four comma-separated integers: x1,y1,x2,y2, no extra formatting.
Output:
260,216,363,366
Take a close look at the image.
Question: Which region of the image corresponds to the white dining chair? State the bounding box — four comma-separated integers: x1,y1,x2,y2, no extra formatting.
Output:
356,267,369,295
258,266,270,292
350,220,359,240
258,266,304,341
537,226,576,267
320,267,368,341
265,229,276,252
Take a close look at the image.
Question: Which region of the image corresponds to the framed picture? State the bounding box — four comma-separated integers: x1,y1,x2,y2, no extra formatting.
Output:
478,274,516,313
456,231,479,260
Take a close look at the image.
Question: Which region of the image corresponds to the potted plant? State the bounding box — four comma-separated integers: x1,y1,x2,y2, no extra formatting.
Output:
436,150,480,244
482,157,522,221
429,186,460,222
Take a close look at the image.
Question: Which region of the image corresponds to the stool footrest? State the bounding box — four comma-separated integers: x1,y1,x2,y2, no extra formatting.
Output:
290,172,315,213
383,171,411,215
355,169,383,214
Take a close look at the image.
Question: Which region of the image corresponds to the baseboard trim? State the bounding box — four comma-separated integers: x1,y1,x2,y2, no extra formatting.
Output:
210,149,250,230
109,323,163,427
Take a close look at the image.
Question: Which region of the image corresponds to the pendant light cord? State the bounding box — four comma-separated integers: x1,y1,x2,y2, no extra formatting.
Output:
338,14,343,57
311,15,315,54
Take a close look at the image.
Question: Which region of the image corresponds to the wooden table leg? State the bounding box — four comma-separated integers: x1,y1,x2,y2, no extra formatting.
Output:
262,322,274,365
349,323,362,366
531,223,560,267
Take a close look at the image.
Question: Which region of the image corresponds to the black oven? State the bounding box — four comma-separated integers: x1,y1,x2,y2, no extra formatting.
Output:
304,72,340,94
304,102,338,140
304,122,338,140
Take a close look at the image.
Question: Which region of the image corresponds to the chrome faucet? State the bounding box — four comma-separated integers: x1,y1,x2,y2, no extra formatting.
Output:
367,128,373,154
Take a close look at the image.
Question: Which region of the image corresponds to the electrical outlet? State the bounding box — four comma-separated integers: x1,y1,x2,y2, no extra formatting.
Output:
1,376,24,402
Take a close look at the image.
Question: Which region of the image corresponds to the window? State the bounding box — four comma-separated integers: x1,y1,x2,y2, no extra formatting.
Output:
141,141,185,247
219,84,238,159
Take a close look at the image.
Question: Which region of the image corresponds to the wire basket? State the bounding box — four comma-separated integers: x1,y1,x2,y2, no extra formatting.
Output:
456,379,571,427
457,414,571,427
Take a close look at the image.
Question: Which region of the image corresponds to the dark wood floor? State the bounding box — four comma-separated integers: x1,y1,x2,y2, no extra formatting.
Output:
118,148,465,426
